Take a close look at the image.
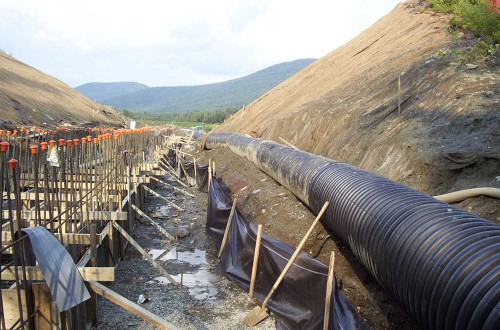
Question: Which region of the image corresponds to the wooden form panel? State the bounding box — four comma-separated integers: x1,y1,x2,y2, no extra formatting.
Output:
1,289,28,329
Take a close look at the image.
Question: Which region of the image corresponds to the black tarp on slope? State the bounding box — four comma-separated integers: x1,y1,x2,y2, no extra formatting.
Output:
179,156,209,192
207,176,368,330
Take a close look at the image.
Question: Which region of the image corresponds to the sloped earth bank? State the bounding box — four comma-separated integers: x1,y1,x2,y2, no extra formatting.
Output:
93,178,275,329
195,146,418,329
216,1,500,199
194,144,500,329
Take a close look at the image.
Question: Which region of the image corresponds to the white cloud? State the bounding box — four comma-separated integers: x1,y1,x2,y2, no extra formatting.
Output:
0,0,401,86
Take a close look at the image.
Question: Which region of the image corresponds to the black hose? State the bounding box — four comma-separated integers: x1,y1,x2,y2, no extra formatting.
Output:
202,132,500,329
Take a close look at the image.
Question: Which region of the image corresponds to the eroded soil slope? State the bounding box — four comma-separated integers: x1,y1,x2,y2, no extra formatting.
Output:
216,1,500,196
0,52,126,129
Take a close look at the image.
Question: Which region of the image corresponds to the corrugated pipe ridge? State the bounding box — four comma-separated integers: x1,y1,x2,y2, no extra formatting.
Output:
203,132,500,329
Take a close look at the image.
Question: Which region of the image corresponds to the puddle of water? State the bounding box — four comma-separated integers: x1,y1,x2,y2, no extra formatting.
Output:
147,248,217,301
148,247,206,265
154,269,218,301
149,249,169,260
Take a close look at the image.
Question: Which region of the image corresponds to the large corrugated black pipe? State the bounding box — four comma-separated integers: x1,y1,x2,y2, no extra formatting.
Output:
202,132,500,330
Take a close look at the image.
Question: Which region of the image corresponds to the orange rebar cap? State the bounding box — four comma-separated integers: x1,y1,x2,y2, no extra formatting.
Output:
49,140,56,147
66,140,73,147
8,159,17,169
87,135,92,142
41,142,48,150
81,137,87,144
30,145,38,155
73,139,80,146
0,141,9,152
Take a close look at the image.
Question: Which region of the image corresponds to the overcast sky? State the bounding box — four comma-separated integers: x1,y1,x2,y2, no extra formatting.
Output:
0,0,401,87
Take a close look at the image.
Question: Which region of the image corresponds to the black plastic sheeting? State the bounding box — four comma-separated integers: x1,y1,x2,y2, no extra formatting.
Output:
179,156,209,192
203,132,500,330
21,227,91,311
207,175,368,330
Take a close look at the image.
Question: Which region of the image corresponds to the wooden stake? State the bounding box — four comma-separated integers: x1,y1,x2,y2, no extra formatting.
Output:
279,137,299,150
131,204,175,241
112,221,179,286
178,158,190,184
142,185,184,211
158,160,188,187
89,281,178,330
90,223,97,266
193,158,197,182
249,224,263,298
149,176,194,197
218,198,237,257
323,251,335,330
186,131,195,145
398,73,402,115
243,201,330,326
208,159,212,193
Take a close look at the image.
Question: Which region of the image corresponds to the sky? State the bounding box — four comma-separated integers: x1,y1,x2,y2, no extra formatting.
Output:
0,0,401,88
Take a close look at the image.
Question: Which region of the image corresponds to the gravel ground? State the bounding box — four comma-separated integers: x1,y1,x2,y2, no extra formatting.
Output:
93,176,275,329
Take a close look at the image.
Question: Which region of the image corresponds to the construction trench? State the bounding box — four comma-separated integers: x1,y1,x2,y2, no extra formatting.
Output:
0,128,499,329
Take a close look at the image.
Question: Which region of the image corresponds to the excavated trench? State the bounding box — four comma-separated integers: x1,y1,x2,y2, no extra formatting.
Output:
93,170,276,329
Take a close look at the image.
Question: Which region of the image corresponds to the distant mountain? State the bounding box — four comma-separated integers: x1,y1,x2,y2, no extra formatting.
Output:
76,82,149,103
76,59,316,113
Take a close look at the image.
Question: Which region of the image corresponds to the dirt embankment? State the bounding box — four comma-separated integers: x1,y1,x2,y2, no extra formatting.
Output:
216,1,500,199
195,146,419,329
0,52,126,130
205,1,499,328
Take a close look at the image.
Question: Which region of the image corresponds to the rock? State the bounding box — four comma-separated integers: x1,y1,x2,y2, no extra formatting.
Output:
178,227,190,238
137,294,150,304
485,91,493,98
261,209,266,214
465,63,478,69
252,189,261,194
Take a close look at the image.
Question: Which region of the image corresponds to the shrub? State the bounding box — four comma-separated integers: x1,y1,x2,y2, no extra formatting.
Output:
430,0,500,42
